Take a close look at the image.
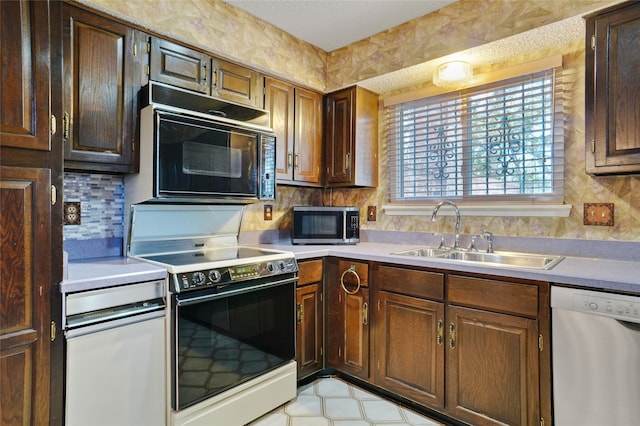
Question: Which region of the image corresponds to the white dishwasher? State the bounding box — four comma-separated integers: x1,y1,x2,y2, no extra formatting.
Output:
64,280,166,426
551,285,640,426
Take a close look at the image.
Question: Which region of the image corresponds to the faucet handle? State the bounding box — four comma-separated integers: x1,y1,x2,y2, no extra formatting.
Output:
481,229,494,253
469,235,478,252
435,233,445,249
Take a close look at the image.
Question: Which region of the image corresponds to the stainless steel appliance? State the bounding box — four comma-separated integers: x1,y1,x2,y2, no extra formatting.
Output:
125,81,276,206
292,206,360,244
551,285,640,426
63,279,166,426
128,204,298,426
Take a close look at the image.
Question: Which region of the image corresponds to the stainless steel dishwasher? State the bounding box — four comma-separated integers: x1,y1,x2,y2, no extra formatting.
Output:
64,280,166,426
551,285,640,426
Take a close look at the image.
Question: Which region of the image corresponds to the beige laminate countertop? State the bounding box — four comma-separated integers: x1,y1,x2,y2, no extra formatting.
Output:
60,242,640,295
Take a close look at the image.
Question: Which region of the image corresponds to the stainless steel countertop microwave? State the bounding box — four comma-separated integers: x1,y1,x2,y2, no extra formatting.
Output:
292,206,360,245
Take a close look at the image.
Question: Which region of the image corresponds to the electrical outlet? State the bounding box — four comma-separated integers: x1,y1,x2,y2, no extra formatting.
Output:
367,206,376,221
64,202,81,225
264,204,273,221
584,203,614,226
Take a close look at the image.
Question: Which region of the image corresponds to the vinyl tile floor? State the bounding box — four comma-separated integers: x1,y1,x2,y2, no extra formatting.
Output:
249,377,445,426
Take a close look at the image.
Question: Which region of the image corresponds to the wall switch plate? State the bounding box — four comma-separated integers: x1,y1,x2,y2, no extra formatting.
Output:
264,204,273,221
584,203,614,226
367,206,376,221
64,202,81,225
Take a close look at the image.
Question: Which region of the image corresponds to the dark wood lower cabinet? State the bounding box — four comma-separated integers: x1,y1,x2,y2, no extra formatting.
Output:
296,259,324,379
296,283,323,378
326,258,370,380
446,305,539,426
0,167,53,426
369,263,550,426
375,291,445,409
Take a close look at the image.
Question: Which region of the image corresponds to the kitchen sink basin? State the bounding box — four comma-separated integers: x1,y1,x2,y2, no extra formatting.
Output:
393,247,453,257
392,247,564,270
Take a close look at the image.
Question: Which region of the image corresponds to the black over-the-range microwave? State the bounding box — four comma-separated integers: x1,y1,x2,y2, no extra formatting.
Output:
292,206,360,245
125,81,276,205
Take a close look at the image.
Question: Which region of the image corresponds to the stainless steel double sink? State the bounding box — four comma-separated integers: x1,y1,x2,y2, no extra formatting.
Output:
392,247,564,270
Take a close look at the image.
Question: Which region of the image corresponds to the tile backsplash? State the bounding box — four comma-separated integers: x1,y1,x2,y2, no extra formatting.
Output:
63,172,124,259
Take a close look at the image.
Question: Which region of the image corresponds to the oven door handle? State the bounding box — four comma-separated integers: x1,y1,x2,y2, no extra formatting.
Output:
175,276,298,306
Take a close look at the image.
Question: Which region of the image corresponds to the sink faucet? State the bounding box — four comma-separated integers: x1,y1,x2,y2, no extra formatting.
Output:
431,200,461,250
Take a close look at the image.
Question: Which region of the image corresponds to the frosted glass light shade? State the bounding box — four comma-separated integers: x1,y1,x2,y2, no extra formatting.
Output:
432,61,473,87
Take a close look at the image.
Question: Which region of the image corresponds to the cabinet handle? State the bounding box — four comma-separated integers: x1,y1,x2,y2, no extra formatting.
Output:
345,152,351,171
63,112,70,142
288,152,293,168
437,319,444,346
449,323,456,349
297,302,303,324
340,265,361,294
362,302,368,325
210,68,216,86
204,64,210,85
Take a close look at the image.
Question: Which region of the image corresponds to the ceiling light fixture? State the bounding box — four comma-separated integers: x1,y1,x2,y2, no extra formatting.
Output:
432,61,473,87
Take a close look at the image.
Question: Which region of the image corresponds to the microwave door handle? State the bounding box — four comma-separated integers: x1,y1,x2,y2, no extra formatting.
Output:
342,212,347,239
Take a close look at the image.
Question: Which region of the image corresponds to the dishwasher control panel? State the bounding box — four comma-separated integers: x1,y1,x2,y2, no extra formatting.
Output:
552,286,640,323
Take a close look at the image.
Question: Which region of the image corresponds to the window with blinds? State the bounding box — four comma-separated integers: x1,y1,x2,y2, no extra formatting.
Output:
386,68,564,204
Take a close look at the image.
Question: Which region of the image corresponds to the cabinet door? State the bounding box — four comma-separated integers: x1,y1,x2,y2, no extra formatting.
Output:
62,5,139,173
0,1,51,152
294,87,323,184
325,87,353,184
211,57,261,107
264,78,295,181
296,283,323,378
446,305,539,426
375,291,445,409
343,287,369,379
0,166,52,426
149,37,210,93
326,258,369,380
586,2,640,174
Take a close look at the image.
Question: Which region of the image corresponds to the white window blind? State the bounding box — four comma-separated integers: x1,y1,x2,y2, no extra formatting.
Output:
386,68,564,204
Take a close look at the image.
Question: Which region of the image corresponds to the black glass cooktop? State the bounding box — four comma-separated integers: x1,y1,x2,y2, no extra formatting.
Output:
140,247,272,267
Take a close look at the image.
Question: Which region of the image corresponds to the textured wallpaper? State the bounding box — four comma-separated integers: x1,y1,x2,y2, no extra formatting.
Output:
74,0,639,242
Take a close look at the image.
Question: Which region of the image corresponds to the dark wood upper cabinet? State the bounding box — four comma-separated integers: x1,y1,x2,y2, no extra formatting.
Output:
325,86,378,187
149,37,210,93
149,37,262,108
62,4,142,173
585,1,640,175
1,0,51,152
264,77,323,185
211,57,262,107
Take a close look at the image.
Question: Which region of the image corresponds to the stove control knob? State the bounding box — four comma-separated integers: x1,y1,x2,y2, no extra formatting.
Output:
192,272,206,286
277,260,286,271
266,262,275,273
209,270,222,282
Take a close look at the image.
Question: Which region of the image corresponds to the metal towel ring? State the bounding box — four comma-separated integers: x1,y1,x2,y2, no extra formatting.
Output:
340,265,361,294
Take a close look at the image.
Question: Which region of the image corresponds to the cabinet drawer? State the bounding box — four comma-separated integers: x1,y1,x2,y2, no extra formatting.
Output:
298,259,323,286
338,260,368,287
376,265,444,301
448,275,538,318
